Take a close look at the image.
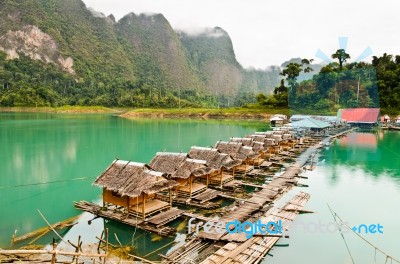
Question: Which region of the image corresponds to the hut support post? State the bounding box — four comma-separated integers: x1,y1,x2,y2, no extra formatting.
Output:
169,189,172,206
232,168,235,179
142,194,146,221
102,188,106,207
206,175,209,187
126,197,130,216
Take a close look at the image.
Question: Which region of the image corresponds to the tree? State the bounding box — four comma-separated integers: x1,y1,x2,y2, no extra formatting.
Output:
280,59,313,102
331,49,350,70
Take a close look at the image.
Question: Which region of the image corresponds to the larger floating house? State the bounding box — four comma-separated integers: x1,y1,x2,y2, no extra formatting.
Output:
338,108,380,126
93,160,178,220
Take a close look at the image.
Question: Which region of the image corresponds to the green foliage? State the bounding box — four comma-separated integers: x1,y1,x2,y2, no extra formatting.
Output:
283,53,385,114
331,49,351,70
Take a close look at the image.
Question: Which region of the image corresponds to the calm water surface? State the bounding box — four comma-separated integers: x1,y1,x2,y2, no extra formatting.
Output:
1,113,400,263
265,131,400,264
0,113,267,257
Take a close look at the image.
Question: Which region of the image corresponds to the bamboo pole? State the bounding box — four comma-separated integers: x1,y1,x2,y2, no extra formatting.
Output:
103,228,108,264
51,239,56,264
128,253,158,264
37,210,67,245
0,250,106,258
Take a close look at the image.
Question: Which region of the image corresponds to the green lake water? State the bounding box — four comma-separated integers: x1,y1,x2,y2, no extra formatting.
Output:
1,113,400,263
265,130,400,263
0,113,267,256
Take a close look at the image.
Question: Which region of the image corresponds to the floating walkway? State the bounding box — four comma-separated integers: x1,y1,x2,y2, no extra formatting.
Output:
162,192,310,263
161,129,354,263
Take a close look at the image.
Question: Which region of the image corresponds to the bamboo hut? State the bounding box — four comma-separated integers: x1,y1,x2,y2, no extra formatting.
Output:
149,152,210,198
229,138,265,165
214,141,258,173
93,160,178,220
188,146,241,187
396,115,400,125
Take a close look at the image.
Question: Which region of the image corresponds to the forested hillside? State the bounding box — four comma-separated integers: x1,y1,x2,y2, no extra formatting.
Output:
257,52,400,114
0,0,293,107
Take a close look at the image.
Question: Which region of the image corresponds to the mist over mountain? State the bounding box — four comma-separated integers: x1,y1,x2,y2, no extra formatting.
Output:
0,0,320,107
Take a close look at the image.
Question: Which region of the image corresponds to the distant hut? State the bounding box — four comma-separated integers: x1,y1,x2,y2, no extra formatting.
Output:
94,160,178,220
214,141,258,174
149,152,210,198
269,114,287,126
396,116,400,124
188,146,241,187
381,114,391,124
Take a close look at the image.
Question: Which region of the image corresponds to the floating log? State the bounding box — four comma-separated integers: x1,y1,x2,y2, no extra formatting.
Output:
12,215,78,244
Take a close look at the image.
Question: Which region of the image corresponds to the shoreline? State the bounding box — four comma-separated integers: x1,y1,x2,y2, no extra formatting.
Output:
0,106,118,114
119,108,288,120
0,107,290,119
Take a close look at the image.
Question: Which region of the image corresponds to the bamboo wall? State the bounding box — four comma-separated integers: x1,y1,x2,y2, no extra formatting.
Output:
103,189,155,207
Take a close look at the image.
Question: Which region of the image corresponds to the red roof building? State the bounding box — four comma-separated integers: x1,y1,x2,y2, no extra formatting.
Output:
338,108,380,124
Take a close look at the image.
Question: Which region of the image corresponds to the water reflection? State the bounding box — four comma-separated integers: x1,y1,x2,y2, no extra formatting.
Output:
324,131,400,178
338,132,377,149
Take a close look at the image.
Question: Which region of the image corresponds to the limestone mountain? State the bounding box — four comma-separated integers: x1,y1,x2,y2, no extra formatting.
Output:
0,0,136,81
0,0,306,107
179,27,285,96
179,27,243,96
115,12,204,92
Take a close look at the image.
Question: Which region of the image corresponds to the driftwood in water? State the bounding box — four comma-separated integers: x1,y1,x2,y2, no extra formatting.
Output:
12,215,78,244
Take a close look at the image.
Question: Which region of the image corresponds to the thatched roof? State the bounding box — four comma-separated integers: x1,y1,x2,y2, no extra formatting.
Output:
263,138,276,146
251,141,265,151
188,146,241,170
230,137,265,153
237,146,258,160
171,158,212,179
223,159,243,169
214,141,258,160
255,131,273,138
149,152,187,174
250,134,267,142
230,137,253,146
94,160,178,198
214,141,242,156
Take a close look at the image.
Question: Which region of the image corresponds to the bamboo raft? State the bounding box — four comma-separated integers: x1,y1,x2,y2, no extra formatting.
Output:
162,192,310,264
74,201,178,236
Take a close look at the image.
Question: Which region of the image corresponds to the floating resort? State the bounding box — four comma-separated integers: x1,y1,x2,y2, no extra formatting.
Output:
72,111,357,263
4,107,396,263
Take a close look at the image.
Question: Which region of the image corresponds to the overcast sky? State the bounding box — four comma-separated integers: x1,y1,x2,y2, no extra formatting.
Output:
82,0,400,69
